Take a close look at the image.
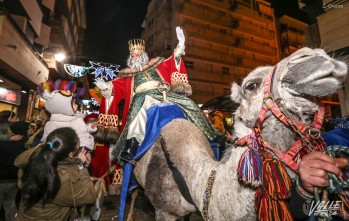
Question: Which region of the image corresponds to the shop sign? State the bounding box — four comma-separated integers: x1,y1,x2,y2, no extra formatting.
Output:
0,87,21,105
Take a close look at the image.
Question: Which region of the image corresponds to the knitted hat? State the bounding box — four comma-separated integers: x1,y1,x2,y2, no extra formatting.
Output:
45,91,75,115
10,121,30,135
37,80,77,116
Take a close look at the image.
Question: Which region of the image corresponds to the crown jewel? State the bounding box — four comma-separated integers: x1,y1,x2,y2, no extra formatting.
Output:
128,39,145,54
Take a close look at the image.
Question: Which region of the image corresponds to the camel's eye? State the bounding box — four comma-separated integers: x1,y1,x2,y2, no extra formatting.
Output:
245,82,258,91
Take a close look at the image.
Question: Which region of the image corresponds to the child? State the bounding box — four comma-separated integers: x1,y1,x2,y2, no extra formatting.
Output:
38,80,95,151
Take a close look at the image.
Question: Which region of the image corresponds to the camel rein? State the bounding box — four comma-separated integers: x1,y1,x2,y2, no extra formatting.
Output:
160,137,217,221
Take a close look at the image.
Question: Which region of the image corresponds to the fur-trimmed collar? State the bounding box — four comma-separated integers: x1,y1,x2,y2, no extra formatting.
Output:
118,57,165,77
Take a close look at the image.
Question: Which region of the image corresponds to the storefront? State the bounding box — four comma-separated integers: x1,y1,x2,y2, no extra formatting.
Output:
0,77,21,119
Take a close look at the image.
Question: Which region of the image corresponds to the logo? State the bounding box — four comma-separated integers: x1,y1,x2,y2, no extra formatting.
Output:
322,3,343,9
303,199,341,217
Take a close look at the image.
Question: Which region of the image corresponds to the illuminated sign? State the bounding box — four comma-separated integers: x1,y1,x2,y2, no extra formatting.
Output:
0,87,21,105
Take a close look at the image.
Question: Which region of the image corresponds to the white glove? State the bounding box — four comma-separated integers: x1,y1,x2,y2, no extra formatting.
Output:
94,78,108,91
176,26,185,46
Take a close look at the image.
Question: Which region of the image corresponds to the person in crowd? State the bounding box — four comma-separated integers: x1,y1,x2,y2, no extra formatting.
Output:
39,81,95,151
0,121,30,221
207,106,230,159
287,151,348,220
207,106,226,135
27,123,37,137
288,116,349,220
25,109,51,149
322,115,349,147
95,26,220,163
0,110,19,141
225,125,234,143
84,113,114,190
14,127,97,220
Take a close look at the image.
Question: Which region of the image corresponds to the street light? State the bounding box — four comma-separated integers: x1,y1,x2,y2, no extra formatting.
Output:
54,53,66,62
42,47,66,62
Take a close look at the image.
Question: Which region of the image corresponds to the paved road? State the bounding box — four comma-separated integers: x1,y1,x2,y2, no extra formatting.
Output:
100,190,203,221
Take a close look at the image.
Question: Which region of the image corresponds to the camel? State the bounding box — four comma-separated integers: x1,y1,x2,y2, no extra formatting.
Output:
127,47,348,220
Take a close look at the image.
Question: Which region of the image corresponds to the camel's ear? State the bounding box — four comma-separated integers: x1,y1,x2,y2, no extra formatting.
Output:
230,83,241,103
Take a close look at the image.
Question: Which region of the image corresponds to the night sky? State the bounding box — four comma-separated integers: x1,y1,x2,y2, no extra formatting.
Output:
84,0,150,67
83,0,302,68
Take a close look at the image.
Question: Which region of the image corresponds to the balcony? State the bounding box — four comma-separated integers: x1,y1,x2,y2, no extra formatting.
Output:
232,19,275,40
186,46,237,66
180,2,231,27
183,22,235,46
0,10,49,89
230,1,273,24
235,57,267,69
234,38,277,56
192,0,228,10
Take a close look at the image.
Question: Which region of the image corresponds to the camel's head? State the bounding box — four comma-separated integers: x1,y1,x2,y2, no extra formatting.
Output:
231,47,348,138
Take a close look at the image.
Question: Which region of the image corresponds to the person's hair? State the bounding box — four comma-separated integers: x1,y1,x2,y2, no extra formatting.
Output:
21,127,79,210
93,126,119,144
0,110,16,123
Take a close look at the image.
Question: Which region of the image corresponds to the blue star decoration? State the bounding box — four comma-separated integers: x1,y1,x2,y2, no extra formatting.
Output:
89,61,120,80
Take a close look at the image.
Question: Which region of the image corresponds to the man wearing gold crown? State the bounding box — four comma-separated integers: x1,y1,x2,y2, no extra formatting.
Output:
95,26,220,163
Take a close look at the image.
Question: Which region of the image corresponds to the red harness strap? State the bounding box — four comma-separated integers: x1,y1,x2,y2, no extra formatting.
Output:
237,66,325,172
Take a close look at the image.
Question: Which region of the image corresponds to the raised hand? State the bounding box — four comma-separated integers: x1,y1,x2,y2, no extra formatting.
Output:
94,78,108,91
176,26,185,46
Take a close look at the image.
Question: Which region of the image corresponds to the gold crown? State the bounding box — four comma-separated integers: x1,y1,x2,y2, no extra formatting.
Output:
128,39,145,53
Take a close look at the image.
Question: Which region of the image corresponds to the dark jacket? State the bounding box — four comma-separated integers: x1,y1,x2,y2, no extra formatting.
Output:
0,136,27,182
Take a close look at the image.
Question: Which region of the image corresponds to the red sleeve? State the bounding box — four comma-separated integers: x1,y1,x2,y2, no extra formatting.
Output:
156,54,188,85
112,78,131,132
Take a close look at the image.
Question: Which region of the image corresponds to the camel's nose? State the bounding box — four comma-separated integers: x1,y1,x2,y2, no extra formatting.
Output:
332,60,348,81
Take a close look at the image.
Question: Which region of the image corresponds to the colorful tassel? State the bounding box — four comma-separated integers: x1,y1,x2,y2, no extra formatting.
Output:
54,79,61,91
237,148,262,187
68,81,77,93
262,159,291,199
255,188,293,221
37,80,54,98
59,80,69,91
75,88,86,98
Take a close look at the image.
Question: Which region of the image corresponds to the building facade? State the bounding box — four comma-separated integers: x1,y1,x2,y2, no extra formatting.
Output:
299,0,349,116
141,0,308,104
0,0,87,120
317,0,349,116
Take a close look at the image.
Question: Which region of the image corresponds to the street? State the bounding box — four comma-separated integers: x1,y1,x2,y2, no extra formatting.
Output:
100,190,203,221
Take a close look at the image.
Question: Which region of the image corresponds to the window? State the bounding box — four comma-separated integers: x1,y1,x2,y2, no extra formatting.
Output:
165,44,171,50
147,35,154,46
220,28,227,34
185,61,194,69
224,88,230,95
164,39,171,50
222,67,230,75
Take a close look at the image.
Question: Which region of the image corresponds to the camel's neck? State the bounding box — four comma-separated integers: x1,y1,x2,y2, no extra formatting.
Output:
167,139,255,218
261,116,297,153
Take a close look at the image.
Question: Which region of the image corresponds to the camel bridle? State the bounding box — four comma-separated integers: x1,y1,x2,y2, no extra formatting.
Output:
236,65,326,173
